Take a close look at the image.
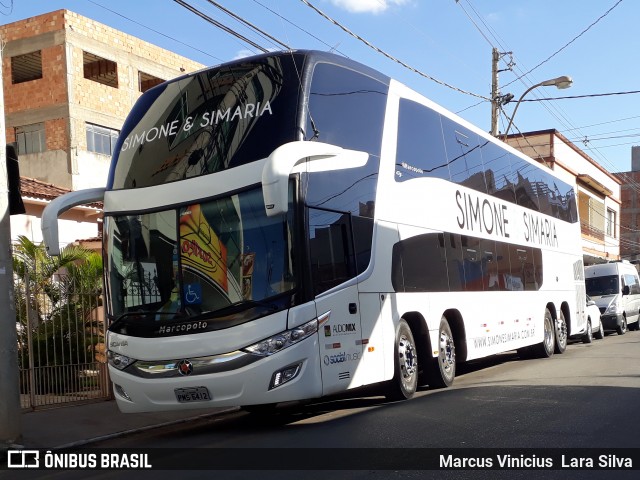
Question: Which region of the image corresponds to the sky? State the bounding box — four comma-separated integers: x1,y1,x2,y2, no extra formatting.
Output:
1,0,639,173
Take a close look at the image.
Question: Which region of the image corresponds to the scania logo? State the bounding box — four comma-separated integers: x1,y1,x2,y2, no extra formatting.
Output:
177,359,193,376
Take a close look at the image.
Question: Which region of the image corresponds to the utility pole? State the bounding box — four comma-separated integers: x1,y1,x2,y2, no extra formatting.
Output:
0,40,23,448
490,47,514,137
490,47,500,137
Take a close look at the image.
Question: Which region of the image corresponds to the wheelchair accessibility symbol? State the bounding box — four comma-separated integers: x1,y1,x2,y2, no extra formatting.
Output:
185,284,202,305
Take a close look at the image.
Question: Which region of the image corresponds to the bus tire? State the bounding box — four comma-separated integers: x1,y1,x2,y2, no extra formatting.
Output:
554,310,568,354
426,317,455,389
385,319,418,401
532,308,555,358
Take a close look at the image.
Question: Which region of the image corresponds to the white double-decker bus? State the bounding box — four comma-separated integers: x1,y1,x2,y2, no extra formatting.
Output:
43,50,586,412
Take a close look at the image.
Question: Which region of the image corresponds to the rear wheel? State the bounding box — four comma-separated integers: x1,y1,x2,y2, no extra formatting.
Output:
385,320,418,401
582,319,593,344
426,317,455,389
530,308,555,358
554,310,568,353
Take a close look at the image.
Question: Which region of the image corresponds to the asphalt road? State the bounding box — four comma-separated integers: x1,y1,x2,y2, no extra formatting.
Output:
9,330,640,480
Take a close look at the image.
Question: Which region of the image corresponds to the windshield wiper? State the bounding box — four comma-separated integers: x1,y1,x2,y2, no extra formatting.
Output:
108,310,183,331
187,299,279,321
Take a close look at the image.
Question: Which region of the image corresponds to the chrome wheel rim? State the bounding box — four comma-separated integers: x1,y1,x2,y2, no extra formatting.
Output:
544,316,554,352
439,329,455,380
556,315,568,348
398,334,417,380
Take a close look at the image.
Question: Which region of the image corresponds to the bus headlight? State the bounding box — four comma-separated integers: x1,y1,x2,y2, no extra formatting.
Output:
243,316,323,357
108,350,136,370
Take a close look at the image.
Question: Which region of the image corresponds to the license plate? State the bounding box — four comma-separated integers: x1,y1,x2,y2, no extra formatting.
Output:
174,386,211,403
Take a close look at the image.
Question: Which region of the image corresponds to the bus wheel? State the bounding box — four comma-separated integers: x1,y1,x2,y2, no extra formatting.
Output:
582,319,593,344
554,310,568,354
532,308,555,358
385,319,418,401
427,317,456,389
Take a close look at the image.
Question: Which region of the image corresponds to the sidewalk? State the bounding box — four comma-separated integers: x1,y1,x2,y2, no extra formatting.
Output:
16,400,237,449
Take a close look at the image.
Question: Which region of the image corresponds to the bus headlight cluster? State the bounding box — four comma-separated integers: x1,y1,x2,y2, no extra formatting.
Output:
270,363,302,389
108,350,136,370
243,317,321,357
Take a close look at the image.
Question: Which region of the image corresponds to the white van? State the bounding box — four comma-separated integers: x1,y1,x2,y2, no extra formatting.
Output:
585,261,640,334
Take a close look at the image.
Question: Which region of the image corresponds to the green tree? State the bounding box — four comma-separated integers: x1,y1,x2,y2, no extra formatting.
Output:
13,236,104,394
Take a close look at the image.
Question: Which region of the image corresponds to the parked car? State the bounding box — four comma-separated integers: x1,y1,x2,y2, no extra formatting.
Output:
585,261,640,335
583,295,605,343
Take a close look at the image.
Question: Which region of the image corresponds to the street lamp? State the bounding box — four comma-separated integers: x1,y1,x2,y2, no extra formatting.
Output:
502,75,573,139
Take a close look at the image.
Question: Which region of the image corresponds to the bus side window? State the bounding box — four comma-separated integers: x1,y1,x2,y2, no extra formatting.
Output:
510,155,540,212
462,235,484,291
444,233,466,291
479,140,515,203
395,99,449,181
308,207,356,296
441,117,487,194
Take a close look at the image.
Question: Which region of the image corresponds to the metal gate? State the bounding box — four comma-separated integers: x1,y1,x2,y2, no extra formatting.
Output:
15,266,112,410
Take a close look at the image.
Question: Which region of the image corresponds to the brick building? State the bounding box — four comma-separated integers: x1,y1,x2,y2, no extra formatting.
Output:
1,9,204,244
616,146,640,263
506,130,622,265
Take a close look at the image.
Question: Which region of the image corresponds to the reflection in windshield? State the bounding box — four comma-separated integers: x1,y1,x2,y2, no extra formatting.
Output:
104,187,296,324
586,275,619,297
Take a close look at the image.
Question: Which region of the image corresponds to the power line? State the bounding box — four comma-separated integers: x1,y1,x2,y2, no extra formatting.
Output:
298,0,490,101
503,0,624,88
251,0,349,56
521,89,640,102
86,0,225,62
172,0,269,53
205,0,290,50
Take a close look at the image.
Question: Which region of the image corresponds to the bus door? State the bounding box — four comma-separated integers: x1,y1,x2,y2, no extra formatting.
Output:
308,208,364,396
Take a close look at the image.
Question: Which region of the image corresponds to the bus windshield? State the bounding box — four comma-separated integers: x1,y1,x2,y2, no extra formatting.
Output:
104,186,296,327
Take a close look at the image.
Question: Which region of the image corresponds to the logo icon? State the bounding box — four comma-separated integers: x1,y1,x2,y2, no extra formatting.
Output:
8,450,39,468
177,359,193,376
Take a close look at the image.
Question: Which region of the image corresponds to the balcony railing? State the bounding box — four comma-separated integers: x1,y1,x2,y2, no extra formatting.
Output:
581,222,605,242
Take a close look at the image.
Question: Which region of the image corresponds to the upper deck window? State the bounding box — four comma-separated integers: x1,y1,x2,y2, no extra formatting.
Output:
110,54,303,189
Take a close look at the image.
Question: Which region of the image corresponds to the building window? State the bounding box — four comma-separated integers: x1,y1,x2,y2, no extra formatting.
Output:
11,51,43,84
15,123,46,154
607,208,617,238
86,123,119,156
139,71,164,93
83,51,118,88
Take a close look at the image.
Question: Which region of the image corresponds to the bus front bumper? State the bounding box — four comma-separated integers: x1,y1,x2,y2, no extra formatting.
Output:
108,336,322,413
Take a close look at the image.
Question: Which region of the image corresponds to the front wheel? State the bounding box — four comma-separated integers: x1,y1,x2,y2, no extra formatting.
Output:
385,320,418,401
426,317,456,389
